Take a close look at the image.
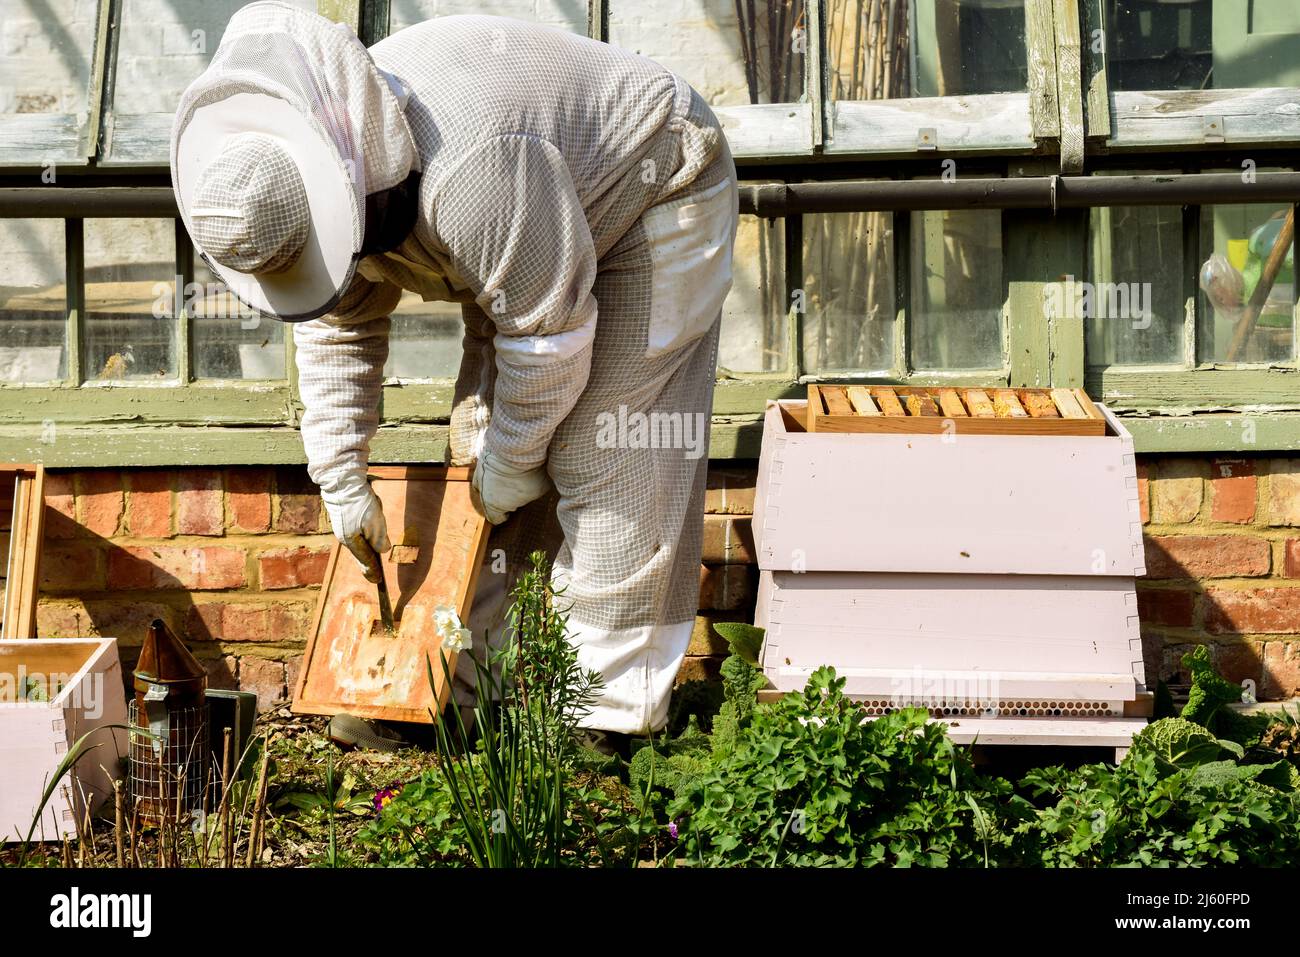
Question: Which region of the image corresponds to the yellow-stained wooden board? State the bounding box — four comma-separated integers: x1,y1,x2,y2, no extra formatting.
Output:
935,389,967,418
870,387,906,416
845,386,880,415
904,393,941,416
293,466,490,724
1022,391,1060,418
965,389,997,417
992,390,1028,418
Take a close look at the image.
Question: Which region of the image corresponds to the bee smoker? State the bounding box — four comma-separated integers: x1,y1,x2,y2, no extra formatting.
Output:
129,618,209,825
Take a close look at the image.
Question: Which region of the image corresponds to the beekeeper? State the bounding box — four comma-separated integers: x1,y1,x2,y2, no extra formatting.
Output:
171,4,737,742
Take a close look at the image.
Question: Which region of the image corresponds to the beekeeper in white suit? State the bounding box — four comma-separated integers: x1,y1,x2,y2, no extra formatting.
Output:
171,4,737,746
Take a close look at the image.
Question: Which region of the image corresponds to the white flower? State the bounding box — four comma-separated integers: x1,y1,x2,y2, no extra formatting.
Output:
433,605,471,652
442,626,472,653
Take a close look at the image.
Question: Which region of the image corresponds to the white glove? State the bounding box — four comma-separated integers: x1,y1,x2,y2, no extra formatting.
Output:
320,471,391,582
471,449,551,525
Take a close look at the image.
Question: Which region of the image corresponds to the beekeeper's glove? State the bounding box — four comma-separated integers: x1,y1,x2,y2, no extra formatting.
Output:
321,472,391,583
472,450,551,525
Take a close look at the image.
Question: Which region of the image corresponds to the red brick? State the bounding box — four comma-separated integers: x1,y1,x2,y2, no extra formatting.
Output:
177,469,224,536
1285,540,1300,579
201,655,239,691
268,601,312,642
284,655,303,698
1262,641,1300,699
185,602,224,641
275,467,321,534
1203,587,1300,635
222,604,271,642
85,601,181,647
700,514,755,565
698,563,754,611
1136,460,1151,525
704,469,757,515
1136,587,1194,628
126,470,173,538
1268,459,1300,526
1210,459,1257,524
107,545,247,590
226,468,271,533
1150,459,1205,525
258,545,331,590
1143,534,1270,579
78,471,123,537
1211,641,1263,689
42,471,78,540
238,656,286,710
39,542,105,591
36,600,94,638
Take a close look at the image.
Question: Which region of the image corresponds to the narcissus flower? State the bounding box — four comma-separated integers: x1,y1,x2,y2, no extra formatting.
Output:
433,605,473,652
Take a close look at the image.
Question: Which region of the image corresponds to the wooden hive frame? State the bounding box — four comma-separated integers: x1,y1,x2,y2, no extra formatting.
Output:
1,464,46,640
807,384,1107,436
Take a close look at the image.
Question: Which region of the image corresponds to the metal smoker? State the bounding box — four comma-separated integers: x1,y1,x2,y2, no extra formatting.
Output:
130,618,209,824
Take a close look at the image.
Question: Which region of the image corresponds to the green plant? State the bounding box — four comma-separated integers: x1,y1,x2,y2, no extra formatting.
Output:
669,667,1022,867
361,552,646,868
1178,646,1270,745
1017,749,1300,866
1131,717,1235,770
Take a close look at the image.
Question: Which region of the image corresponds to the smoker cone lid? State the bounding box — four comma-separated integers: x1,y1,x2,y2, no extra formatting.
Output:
134,618,207,693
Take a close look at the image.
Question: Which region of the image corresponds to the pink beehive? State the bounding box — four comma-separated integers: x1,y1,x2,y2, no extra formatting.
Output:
752,399,1150,755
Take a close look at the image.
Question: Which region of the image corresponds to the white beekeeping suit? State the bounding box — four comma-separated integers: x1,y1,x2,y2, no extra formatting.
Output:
172,3,737,735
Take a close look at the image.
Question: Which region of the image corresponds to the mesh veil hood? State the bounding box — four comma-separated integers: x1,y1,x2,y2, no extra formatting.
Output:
170,1,419,254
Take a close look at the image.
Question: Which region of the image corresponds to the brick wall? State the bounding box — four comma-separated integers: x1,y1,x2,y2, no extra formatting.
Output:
34,455,1300,709
1138,456,1300,700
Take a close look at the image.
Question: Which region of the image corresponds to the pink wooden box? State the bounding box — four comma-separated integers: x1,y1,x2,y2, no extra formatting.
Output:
752,400,1149,752
0,638,128,842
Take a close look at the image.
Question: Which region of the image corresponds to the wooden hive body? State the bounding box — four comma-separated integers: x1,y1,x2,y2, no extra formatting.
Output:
753,400,1150,751
0,638,128,841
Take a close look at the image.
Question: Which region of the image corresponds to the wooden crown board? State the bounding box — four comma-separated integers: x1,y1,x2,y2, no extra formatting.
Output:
807,384,1107,436
1,464,46,640
292,466,490,724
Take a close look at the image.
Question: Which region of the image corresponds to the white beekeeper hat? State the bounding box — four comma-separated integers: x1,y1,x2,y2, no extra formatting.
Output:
170,2,418,322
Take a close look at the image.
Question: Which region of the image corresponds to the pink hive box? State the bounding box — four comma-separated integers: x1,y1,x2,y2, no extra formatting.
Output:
752,399,1150,755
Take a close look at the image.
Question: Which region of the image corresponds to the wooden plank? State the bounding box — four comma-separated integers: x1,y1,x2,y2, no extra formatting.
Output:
826,93,1036,157
904,393,941,416
1051,387,1087,418
870,387,906,417
1081,0,1111,139
1024,0,1061,141
292,470,489,724
1,465,43,640
1022,390,1061,418
713,103,815,160
845,387,880,416
1108,88,1300,148
992,390,1029,417
821,386,855,415
1052,0,1085,173
936,388,968,418
964,389,997,417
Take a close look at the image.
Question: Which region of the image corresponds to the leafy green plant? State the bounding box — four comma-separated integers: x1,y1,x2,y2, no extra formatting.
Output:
1179,645,1270,745
669,667,1022,867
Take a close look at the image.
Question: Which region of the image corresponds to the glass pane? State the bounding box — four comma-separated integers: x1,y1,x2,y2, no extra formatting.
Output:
910,209,1003,371
610,1,807,106
0,220,66,383
720,216,786,374
1199,202,1295,365
384,293,462,380
84,219,177,382
826,0,1027,102
1107,0,1300,91
1086,206,1185,367
190,254,284,379
0,0,97,115
389,1,587,34
802,211,895,374
112,0,316,114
